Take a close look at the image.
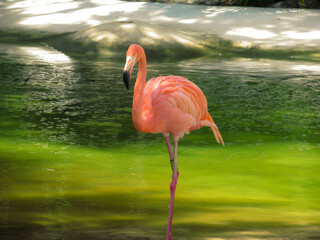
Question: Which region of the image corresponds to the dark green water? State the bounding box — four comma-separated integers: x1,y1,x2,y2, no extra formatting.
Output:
0,43,319,239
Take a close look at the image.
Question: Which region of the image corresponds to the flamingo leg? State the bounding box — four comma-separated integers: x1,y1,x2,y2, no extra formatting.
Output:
166,138,179,240
164,134,174,171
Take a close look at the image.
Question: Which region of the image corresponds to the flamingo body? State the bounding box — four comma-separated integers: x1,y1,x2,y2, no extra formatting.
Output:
135,75,222,143
123,44,224,240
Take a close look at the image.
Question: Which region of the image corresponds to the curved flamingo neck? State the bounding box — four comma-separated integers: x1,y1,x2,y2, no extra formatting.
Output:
133,54,147,105
132,54,147,133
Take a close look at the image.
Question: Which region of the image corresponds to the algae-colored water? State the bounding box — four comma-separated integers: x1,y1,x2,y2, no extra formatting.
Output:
0,43,319,239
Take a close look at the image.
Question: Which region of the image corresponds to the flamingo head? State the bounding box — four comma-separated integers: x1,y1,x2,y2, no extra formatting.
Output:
123,44,144,90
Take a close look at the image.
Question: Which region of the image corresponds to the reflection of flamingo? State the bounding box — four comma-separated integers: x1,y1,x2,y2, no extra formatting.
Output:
123,44,224,240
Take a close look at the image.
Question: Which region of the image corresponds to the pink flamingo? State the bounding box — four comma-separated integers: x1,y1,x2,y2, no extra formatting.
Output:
123,44,224,240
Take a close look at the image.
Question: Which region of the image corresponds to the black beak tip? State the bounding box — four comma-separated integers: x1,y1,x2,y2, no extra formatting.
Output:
123,71,130,90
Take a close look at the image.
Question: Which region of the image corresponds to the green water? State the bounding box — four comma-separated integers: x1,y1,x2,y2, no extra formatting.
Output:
0,43,319,239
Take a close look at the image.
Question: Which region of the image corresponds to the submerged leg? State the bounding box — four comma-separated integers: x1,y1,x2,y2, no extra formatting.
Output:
163,134,174,171
166,138,179,240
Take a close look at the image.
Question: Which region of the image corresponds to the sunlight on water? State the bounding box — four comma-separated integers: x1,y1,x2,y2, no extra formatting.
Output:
292,64,320,71
22,47,72,64
0,43,319,239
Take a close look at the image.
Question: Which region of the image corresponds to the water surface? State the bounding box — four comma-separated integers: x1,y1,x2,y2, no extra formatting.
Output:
0,43,319,239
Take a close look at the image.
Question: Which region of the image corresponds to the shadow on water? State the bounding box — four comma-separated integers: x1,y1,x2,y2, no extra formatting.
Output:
0,42,320,239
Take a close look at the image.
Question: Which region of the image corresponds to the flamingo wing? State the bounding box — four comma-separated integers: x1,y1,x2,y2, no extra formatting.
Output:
144,76,207,119
142,76,223,144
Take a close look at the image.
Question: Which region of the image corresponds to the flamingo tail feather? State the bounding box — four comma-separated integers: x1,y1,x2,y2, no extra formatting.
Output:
201,113,225,146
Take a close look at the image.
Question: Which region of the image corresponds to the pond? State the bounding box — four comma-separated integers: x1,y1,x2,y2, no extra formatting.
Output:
0,42,319,239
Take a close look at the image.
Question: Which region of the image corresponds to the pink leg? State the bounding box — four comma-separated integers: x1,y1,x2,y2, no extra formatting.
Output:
164,134,174,171
166,138,179,240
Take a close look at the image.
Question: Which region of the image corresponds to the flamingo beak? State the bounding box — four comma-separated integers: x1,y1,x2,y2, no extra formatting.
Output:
123,67,131,90
123,56,135,90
